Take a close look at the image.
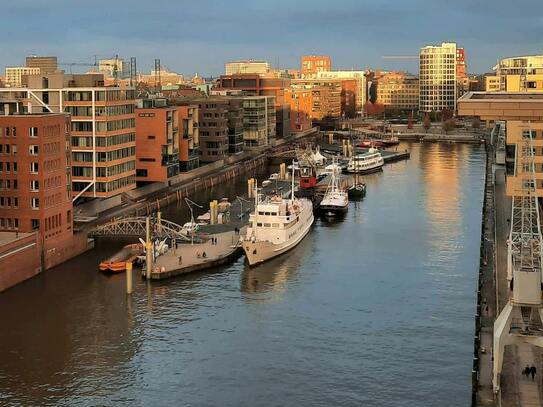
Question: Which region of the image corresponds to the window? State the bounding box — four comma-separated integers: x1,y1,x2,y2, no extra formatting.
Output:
31,219,40,229
30,162,39,173
31,180,39,191
29,127,38,137
12,145,16,155
29,145,39,155
147,135,156,140
31,198,39,209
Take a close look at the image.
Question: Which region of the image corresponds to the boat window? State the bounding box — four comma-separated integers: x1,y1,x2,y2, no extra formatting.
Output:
263,223,271,227
272,223,279,228
264,212,270,216
257,223,263,227
258,212,265,215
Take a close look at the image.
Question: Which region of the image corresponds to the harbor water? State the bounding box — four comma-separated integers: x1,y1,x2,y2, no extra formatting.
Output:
0,142,486,407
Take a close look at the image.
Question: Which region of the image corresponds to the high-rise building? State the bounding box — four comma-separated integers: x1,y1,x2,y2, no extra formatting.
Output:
301,55,332,78
4,67,41,87
25,56,58,74
225,60,270,75
241,96,276,148
177,104,200,171
419,42,459,112
493,55,543,92
135,98,179,183
0,72,137,199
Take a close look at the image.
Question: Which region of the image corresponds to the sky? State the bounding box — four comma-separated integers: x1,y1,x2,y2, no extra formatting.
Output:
2,0,542,76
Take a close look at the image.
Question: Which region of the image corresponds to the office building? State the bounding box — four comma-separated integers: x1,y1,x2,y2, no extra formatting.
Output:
419,42,459,112
315,71,367,111
135,98,179,183
5,67,41,87
225,60,270,75
241,96,276,148
225,98,244,154
493,55,543,92
284,88,313,133
374,72,419,111
25,56,58,74
301,55,332,78
290,79,341,121
0,72,137,199
485,75,501,92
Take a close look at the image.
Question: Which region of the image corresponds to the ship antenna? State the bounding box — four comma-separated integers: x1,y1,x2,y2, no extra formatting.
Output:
291,160,296,202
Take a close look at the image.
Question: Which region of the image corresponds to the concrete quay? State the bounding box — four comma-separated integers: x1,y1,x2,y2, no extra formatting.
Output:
149,228,245,280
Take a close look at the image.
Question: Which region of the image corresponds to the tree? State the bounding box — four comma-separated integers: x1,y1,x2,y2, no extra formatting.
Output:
441,108,453,121
443,118,457,134
423,114,431,133
472,118,481,131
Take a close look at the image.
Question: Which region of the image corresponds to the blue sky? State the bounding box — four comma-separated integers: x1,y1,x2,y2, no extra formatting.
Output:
2,0,542,76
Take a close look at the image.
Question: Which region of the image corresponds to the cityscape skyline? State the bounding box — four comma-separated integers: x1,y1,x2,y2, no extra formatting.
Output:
3,0,543,75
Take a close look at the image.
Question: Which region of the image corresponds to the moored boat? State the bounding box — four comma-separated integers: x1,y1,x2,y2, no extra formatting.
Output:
319,169,349,215
347,147,384,174
242,172,314,266
99,243,144,273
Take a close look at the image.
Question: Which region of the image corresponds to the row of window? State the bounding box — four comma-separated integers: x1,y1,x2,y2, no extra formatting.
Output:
65,104,135,117
71,132,136,148
0,197,19,208
0,162,17,173
0,144,17,155
0,179,18,190
71,118,135,133
0,218,19,229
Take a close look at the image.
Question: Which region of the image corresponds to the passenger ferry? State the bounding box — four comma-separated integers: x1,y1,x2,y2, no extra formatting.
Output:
347,147,384,174
242,176,314,266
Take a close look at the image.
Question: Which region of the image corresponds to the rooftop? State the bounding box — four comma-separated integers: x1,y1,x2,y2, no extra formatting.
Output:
0,231,34,247
460,92,543,101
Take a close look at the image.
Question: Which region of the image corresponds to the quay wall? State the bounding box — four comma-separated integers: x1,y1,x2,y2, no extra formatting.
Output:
43,232,93,270
0,233,41,292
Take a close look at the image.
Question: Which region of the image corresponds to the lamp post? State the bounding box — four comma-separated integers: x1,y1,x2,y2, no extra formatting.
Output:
185,197,203,246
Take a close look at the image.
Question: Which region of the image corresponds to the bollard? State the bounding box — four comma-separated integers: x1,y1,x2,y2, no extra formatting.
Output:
126,262,133,294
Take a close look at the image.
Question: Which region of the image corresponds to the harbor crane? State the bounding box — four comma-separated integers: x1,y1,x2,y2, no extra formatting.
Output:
58,55,138,86
493,124,543,393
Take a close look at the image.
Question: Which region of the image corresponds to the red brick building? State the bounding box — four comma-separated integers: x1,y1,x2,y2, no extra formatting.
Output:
0,113,89,274
284,88,313,133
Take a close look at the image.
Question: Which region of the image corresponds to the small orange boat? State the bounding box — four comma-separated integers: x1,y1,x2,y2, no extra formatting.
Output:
99,243,144,273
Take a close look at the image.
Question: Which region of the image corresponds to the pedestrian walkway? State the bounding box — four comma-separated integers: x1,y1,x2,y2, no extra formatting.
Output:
517,345,541,407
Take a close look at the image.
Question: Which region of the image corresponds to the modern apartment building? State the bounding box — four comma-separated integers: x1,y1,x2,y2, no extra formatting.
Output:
315,71,367,111
458,92,543,197
4,67,41,87
225,60,270,75
0,113,76,264
0,72,137,200
241,96,276,148
217,74,291,139
374,72,419,111
25,56,58,74
419,42,459,112
225,98,244,154
177,104,200,171
485,75,501,92
291,79,342,120
493,55,543,92
135,98,179,183
301,55,332,78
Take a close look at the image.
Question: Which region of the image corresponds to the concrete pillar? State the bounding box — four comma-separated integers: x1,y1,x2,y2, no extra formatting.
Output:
145,216,151,244
157,211,162,236
126,262,133,294
328,133,333,144
279,164,286,180
247,178,253,198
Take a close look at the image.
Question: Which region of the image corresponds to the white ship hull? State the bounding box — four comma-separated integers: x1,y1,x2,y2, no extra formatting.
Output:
243,200,314,266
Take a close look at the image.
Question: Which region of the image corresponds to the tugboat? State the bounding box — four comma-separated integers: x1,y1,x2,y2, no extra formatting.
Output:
242,168,314,266
348,172,367,199
319,168,349,215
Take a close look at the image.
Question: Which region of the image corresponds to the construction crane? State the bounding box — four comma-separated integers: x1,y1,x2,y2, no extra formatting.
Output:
58,54,133,85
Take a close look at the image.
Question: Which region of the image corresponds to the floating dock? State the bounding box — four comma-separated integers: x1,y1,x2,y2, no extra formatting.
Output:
319,143,410,163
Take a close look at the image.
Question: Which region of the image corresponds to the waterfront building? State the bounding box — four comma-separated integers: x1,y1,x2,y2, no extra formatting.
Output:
301,55,332,78
241,95,276,148
177,104,200,171
315,71,367,111
225,60,270,75
374,71,419,111
493,55,543,92
4,67,40,87
419,42,461,112
135,98,180,183
225,98,244,154
0,72,137,200
284,87,313,133
458,92,543,197
291,79,342,120
217,74,291,139
25,56,58,74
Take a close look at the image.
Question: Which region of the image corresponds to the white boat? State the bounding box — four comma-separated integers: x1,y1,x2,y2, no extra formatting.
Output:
269,173,279,180
347,147,384,174
319,169,349,215
242,173,314,266
317,162,342,179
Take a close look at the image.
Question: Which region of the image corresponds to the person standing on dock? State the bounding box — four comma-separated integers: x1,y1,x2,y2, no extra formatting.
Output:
531,365,537,381
524,365,530,378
